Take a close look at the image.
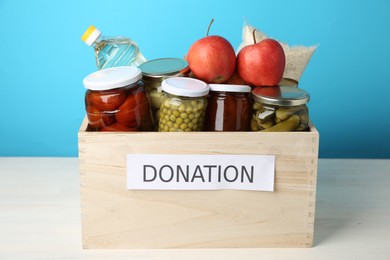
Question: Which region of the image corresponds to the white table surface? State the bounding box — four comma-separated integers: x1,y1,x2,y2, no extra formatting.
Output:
0,157,389,259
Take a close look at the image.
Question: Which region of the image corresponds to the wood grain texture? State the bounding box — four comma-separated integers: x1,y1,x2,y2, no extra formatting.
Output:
78,117,319,249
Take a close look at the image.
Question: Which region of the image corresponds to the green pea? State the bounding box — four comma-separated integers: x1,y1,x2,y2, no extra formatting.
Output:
164,99,171,108
179,104,185,112
173,110,180,117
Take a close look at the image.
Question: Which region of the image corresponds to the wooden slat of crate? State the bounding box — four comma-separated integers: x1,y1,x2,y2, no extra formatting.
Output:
78,117,319,248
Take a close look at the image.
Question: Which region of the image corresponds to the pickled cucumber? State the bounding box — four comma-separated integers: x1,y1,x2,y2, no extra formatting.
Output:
296,109,309,130
256,107,275,123
251,118,259,131
258,120,274,129
253,101,263,111
275,105,306,121
158,97,207,132
262,114,300,132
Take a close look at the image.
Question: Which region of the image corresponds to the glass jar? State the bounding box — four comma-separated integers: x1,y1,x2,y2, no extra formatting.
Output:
83,66,154,131
158,77,209,132
251,86,310,132
139,58,189,128
205,84,252,131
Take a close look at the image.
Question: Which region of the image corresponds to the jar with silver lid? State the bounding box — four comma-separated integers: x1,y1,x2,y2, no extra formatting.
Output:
251,86,310,131
139,58,189,128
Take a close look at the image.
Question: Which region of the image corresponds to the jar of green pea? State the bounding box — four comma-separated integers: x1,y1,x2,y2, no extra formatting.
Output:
158,77,209,132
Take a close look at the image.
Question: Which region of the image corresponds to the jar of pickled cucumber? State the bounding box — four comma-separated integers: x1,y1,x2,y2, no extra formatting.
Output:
158,77,209,132
139,58,189,128
251,86,310,132
205,84,252,131
83,66,154,131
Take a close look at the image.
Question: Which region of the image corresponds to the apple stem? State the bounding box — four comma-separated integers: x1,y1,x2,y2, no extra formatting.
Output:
207,18,214,36
252,29,257,44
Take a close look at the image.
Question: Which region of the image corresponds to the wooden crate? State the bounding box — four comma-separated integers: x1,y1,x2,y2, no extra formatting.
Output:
78,117,319,249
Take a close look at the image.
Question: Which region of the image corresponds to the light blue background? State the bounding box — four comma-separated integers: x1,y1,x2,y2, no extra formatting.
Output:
0,0,389,158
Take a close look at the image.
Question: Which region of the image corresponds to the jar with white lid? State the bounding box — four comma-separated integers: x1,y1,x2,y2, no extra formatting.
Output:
251,86,310,131
158,77,209,132
205,84,252,131
83,66,154,131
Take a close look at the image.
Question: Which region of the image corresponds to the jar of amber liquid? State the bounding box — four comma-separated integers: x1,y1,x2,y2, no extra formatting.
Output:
205,84,252,131
251,86,310,132
83,66,154,131
158,77,209,132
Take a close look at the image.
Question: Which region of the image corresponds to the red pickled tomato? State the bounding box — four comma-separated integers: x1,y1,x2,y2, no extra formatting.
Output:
134,90,147,103
115,94,137,127
101,122,137,132
115,91,150,128
86,106,116,129
87,88,127,111
134,91,152,118
85,93,92,107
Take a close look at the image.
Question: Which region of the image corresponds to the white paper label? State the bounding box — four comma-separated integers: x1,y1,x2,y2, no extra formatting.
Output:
127,154,275,191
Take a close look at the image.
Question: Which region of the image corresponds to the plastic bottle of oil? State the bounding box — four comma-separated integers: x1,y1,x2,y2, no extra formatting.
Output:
81,25,146,69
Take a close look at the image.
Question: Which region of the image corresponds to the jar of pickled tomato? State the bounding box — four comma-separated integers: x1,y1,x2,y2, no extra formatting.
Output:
83,66,154,131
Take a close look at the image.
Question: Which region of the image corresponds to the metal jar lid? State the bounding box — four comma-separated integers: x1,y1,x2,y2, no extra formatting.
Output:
252,86,310,106
139,58,189,78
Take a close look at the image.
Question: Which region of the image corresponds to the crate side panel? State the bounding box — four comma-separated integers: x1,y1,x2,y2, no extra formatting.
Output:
78,129,318,248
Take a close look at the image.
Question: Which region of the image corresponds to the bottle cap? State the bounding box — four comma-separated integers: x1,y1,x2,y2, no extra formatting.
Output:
81,25,101,46
162,77,209,97
83,66,142,91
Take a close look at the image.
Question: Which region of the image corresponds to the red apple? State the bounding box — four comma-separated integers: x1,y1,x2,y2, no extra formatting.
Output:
187,20,236,83
237,35,285,87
